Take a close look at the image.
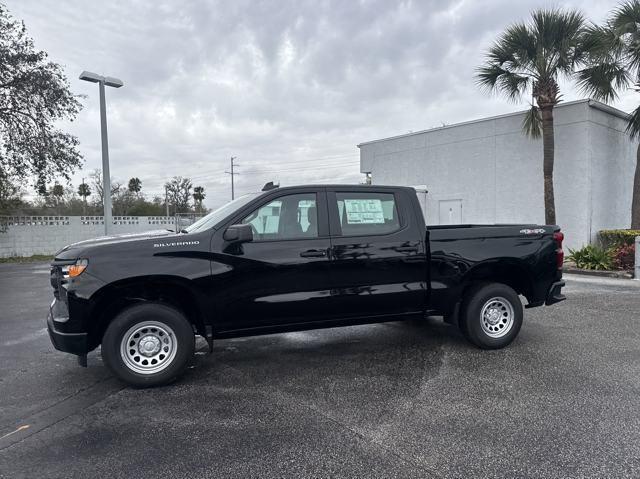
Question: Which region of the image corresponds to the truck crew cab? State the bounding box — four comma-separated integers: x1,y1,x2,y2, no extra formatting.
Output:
48,184,565,387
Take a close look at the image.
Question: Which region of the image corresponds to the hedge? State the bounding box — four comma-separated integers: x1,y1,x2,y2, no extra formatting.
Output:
598,229,640,248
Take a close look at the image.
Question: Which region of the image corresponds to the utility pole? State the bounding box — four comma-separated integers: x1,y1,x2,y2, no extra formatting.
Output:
225,156,239,200
165,185,170,217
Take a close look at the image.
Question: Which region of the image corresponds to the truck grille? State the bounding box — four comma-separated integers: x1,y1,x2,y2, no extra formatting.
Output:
50,259,75,302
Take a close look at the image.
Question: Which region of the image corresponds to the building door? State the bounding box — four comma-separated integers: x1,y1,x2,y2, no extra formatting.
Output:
438,199,462,224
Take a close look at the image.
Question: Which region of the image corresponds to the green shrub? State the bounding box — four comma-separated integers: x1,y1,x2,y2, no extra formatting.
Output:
567,245,614,270
598,229,640,248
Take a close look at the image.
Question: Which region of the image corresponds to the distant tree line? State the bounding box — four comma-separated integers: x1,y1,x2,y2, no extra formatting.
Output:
1,170,207,217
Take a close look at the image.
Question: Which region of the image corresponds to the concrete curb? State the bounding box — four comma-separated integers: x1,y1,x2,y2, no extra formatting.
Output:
563,266,634,279
563,273,640,287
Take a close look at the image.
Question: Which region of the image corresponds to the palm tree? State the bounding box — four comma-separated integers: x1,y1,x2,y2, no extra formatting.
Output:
77,182,91,215
477,9,592,225
193,186,205,213
579,1,640,229
128,177,142,196
51,183,64,215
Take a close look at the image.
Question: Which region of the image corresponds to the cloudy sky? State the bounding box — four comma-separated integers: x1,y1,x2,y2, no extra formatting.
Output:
7,0,637,209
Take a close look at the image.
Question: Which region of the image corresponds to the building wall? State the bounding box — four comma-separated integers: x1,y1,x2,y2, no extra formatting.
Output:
587,105,636,242
359,100,636,251
0,216,175,257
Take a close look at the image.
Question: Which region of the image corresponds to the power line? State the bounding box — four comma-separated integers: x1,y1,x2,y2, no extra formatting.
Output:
189,160,359,180
139,153,361,184
189,160,360,182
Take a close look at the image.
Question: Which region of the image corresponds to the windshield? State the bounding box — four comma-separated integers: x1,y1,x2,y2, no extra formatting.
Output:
184,192,261,233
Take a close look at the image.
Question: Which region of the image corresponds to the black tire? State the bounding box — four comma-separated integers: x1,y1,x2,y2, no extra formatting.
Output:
459,282,523,349
101,303,195,388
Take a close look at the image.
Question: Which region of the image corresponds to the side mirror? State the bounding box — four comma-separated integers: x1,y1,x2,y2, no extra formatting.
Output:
223,224,253,243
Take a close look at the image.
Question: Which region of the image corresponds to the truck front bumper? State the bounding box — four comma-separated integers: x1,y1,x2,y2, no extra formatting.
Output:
47,298,88,356
545,280,566,306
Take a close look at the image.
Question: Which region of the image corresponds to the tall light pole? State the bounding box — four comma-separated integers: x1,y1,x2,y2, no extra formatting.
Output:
79,71,123,235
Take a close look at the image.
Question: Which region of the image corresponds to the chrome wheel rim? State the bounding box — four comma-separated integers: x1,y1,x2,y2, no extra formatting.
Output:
120,321,177,375
480,297,514,338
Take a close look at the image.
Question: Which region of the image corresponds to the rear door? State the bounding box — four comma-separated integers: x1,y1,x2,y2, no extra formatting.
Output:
327,187,427,319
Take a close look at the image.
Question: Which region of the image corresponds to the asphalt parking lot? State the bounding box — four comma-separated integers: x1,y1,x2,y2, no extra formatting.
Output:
1,262,639,478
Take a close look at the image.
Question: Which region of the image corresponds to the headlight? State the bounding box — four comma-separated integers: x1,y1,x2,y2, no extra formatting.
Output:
63,259,89,278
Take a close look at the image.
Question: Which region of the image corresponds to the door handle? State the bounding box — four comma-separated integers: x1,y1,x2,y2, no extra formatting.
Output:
300,249,327,258
396,246,418,253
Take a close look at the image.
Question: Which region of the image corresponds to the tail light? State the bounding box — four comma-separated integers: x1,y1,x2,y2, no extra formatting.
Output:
553,231,564,270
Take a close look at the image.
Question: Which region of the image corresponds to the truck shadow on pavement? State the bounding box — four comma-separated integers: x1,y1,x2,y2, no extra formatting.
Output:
181,317,467,388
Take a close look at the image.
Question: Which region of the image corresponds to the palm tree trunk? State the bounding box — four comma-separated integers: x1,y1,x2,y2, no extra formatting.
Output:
632,144,640,229
541,104,556,225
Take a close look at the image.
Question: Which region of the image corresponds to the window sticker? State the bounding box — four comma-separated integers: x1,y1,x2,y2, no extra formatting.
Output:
344,199,385,224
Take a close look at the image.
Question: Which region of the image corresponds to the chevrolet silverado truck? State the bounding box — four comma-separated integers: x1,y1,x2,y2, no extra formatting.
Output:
48,184,565,387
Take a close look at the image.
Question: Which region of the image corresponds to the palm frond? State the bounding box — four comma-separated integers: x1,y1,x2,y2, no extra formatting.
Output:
482,22,537,75
476,64,507,91
531,8,586,75
498,72,530,101
500,23,537,70
626,102,640,140
608,1,640,74
610,0,640,34
582,24,625,60
522,105,542,139
476,20,537,100
576,61,630,102
476,64,530,101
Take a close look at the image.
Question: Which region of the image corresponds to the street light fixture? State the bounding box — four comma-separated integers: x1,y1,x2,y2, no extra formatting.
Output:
79,70,123,235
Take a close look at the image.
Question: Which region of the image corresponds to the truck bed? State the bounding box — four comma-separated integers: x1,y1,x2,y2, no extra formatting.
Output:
426,222,562,315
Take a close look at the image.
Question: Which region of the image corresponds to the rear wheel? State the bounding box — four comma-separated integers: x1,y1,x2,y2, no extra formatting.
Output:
102,303,195,387
460,283,523,349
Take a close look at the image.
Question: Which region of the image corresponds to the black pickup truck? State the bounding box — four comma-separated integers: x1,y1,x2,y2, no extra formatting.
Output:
48,184,565,387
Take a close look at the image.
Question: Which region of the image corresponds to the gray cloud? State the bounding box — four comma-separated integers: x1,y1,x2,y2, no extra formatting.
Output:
7,0,633,208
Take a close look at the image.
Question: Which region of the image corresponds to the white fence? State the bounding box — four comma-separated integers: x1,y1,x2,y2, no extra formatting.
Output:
0,216,186,258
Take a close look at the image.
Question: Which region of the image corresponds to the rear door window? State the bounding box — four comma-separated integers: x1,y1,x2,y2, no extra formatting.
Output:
334,192,401,236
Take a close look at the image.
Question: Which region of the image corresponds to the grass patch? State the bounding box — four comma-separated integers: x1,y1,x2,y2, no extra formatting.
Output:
0,254,53,264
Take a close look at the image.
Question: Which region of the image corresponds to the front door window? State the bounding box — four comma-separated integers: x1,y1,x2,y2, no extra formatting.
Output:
241,193,318,241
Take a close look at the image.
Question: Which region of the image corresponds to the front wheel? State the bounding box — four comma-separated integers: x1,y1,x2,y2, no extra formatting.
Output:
460,283,523,349
102,303,195,387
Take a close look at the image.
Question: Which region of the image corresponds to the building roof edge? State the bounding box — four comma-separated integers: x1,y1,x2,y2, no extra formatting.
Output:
357,99,629,148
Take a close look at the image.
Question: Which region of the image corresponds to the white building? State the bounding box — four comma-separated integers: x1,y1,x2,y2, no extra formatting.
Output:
358,99,637,250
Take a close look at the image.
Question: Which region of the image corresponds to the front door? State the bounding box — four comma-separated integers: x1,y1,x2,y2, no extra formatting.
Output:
326,188,427,320
215,190,335,331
